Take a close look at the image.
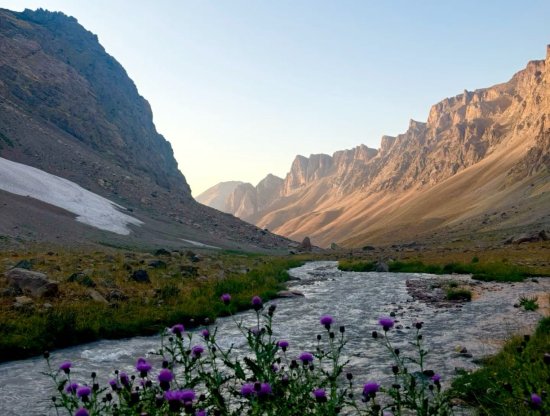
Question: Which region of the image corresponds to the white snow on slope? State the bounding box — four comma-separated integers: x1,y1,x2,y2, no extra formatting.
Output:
0,157,143,235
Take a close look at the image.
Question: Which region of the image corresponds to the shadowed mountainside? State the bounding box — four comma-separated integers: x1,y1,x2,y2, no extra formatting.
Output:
0,8,292,251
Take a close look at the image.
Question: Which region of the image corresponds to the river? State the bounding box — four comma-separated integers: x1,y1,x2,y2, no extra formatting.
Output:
0,261,547,415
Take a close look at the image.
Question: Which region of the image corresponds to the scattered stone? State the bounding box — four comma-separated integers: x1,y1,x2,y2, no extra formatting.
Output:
276,290,305,298
0,286,22,297
13,259,33,270
6,268,59,298
88,289,108,304
155,248,171,256
130,269,150,283
67,272,96,287
13,295,34,309
362,245,376,251
180,265,198,277
375,262,389,272
106,289,128,302
148,260,167,269
190,255,201,263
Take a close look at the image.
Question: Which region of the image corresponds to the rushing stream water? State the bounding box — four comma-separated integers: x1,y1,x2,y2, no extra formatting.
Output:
0,261,547,415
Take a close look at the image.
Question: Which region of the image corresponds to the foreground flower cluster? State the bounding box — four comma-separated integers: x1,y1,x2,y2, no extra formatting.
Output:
44,293,532,415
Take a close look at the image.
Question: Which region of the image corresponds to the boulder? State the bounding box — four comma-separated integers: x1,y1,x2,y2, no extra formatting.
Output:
6,268,59,298
67,272,96,287
154,248,171,256
299,237,312,251
130,269,150,283
148,260,167,269
375,262,389,272
180,265,198,277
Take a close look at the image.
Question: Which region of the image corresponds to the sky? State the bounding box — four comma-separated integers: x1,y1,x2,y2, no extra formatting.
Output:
1,1,550,195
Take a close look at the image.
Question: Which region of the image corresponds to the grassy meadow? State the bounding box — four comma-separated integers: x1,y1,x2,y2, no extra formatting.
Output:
0,247,305,361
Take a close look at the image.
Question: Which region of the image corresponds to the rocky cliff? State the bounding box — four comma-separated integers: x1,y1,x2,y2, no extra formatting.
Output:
0,8,292,251
202,46,550,247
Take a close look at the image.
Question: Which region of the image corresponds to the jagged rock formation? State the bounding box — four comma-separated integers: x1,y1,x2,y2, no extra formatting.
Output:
197,174,284,220
202,46,550,247
0,8,292,251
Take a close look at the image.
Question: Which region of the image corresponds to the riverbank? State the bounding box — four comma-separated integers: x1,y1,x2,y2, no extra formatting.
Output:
0,247,306,361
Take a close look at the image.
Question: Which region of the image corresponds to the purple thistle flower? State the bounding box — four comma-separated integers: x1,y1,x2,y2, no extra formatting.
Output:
378,317,395,331
363,381,380,396
180,389,196,403
171,324,184,336
240,383,255,396
108,379,118,390
277,340,289,351
313,388,327,402
59,361,72,374
432,374,441,383
76,386,91,399
257,382,272,397
220,293,231,304
74,408,89,416
158,369,173,383
320,315,334,328
201,329,210,339
251,295,263,310
119,372,130,386
192,345,205,358
136,358,152,375
299,352,314,364
165,390,182,402
196,410,207,416
531,393,542,407
66,383,79,394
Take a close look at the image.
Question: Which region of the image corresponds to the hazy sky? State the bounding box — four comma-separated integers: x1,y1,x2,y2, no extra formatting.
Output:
1,1,549,195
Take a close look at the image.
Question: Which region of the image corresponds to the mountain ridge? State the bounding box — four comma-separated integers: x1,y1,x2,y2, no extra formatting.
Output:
201,46,550,247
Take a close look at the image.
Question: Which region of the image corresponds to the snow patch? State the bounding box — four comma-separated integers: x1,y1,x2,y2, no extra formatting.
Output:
0,157,143,235
180,239,220,249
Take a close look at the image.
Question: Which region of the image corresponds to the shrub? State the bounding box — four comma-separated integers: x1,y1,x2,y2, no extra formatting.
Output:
445,288,472,301
519,295,539,311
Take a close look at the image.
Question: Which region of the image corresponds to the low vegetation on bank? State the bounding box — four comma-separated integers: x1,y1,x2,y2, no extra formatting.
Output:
0,248,305,361
451,316,550,415
338,259,538,282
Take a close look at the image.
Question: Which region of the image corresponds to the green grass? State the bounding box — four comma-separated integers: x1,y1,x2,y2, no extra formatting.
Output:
338,260,536,282
0,253,304,362
445,287,472,301
451,317,550,415
338,260,376,272
519,295,539,311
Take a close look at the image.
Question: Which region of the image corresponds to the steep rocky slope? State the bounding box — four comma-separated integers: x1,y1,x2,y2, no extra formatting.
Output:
203,47,550,247
0,8,292,251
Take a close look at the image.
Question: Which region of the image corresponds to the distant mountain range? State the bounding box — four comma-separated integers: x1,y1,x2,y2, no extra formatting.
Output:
0,8,291,251
198,46,550,247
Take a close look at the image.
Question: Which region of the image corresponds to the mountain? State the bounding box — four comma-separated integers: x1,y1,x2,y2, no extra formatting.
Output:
195,181,245,212
0,8,292,251
197,174,284,221
202,47,550,247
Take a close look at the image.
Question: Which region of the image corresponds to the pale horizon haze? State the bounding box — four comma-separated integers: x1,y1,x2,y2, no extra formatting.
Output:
1,0,549,195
